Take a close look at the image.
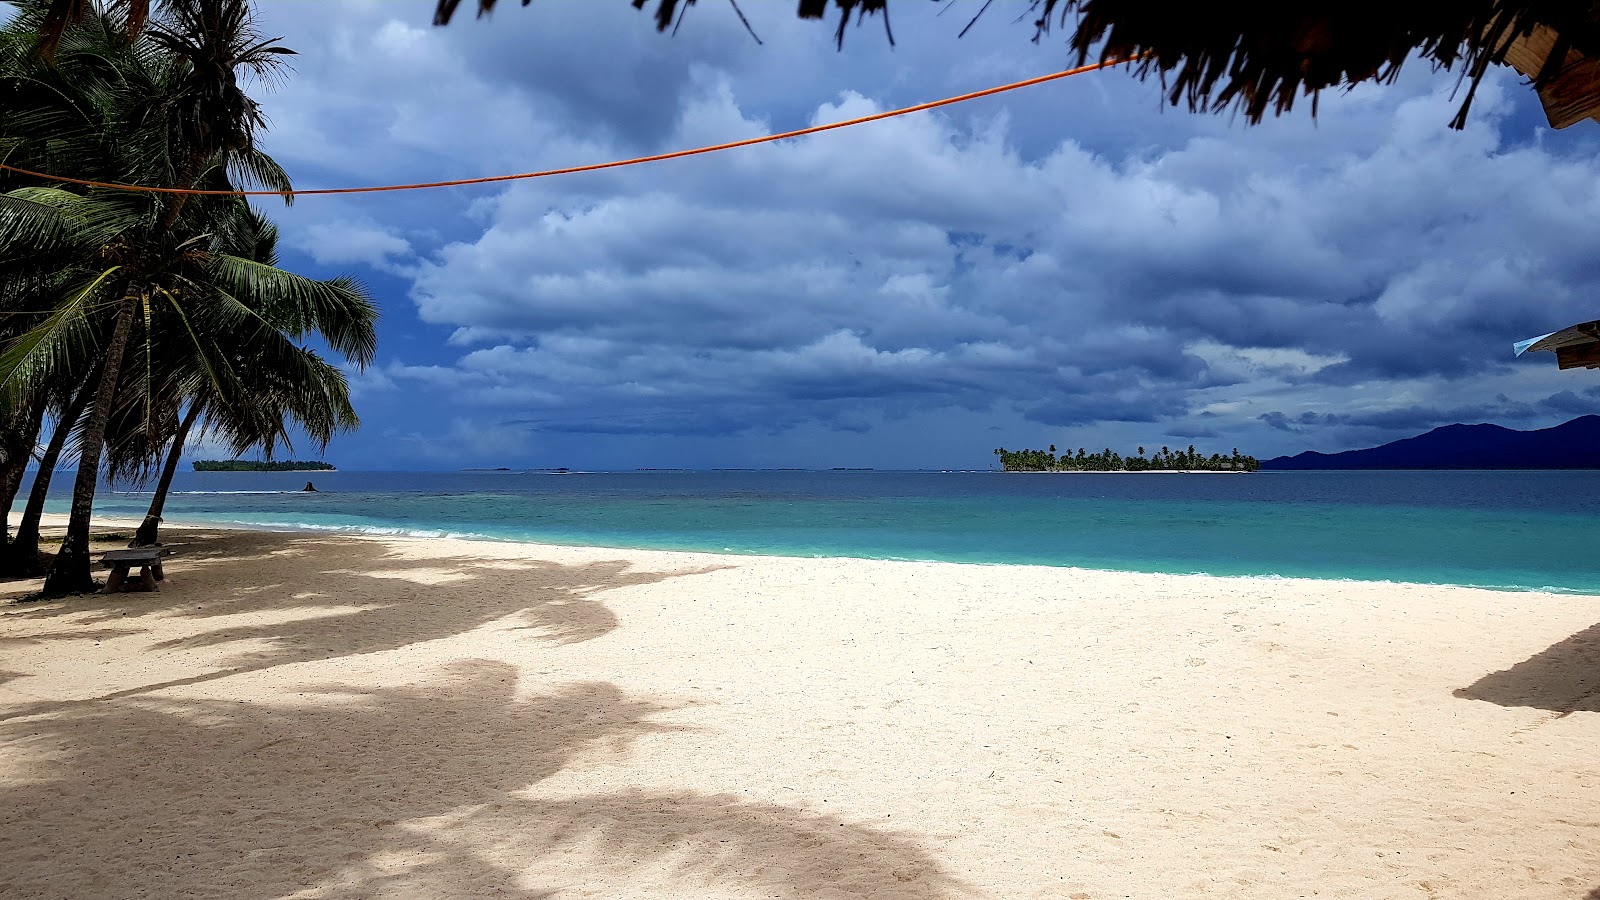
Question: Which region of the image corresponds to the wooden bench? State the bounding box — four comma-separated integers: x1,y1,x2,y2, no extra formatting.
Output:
99,548,167,593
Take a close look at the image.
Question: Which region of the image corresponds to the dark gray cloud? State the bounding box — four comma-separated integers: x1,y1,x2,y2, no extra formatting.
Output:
236,3,1600,466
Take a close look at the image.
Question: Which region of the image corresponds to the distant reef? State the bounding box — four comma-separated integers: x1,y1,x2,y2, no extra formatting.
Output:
193,460,336,472
1262,416,1600,469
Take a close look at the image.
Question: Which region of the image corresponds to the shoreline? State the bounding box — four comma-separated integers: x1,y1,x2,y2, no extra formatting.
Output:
3,521,1597,897
72,511,1600,595
37,513,1588,596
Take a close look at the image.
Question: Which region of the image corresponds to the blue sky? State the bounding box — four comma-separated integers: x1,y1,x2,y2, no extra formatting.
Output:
207,0,1600,470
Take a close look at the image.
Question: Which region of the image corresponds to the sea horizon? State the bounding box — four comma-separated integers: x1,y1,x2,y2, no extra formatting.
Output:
21,468,1600,595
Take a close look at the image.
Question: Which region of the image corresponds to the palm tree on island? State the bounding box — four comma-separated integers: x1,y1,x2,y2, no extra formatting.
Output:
995,442,1259,472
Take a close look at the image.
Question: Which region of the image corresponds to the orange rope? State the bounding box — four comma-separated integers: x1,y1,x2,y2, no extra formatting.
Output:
0,56,1134,197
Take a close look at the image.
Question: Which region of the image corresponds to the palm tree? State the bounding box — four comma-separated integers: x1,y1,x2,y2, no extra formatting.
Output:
105,211,374,548
1,185,375,591
1,0,303,594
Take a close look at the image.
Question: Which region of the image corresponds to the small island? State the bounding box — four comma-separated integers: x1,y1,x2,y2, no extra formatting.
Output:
994,444,1259,472
193,460,337,472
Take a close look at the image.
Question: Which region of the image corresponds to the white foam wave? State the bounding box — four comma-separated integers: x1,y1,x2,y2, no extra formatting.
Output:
212,518,494,542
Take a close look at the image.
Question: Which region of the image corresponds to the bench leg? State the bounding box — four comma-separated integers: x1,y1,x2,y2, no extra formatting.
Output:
152,561,165,582
102,567,127,594
139,566,159,592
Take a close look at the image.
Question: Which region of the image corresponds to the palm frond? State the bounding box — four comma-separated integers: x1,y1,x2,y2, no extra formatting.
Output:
0,270,121,403
225,149,293,202
208,254,379,366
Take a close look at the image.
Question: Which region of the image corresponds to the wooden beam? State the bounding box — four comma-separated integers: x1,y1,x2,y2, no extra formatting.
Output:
1555,341,1600,369
1500,24,1570,77
1500,24,1600,129
1537,57,1600,128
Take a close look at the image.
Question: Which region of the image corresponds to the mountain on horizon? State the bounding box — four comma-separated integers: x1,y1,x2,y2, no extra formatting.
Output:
1261,415,1600,470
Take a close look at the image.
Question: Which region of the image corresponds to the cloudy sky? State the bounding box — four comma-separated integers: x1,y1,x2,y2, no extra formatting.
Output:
227,0,1600,470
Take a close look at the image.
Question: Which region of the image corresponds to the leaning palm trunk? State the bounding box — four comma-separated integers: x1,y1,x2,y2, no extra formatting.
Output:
131,402,201,547
41,297,138,595
0,399,47,550
7,376,96,577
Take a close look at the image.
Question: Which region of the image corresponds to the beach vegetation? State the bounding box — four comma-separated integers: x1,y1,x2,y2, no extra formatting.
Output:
0,0,376,590
191,459,336,472
993,443,1260,472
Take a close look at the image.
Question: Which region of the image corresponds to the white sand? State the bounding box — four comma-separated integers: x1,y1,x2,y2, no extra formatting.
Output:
1,522,1598,899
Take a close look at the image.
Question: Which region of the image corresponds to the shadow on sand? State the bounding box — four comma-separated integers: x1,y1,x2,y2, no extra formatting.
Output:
0,529,973,897
1,528,727,709
0,660,973,897
1454,621,1600,715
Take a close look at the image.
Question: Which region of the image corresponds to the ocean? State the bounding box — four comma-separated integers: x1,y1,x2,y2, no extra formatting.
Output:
25,469,1600,594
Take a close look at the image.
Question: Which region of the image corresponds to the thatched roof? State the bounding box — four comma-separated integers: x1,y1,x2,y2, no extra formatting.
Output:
1052,1,1600,130
438,0,1600,130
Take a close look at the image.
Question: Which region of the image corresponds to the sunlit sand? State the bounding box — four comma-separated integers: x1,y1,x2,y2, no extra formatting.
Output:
2,522,1597,898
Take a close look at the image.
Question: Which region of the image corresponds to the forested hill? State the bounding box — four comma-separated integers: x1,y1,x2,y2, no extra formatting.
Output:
1262,416,1600,469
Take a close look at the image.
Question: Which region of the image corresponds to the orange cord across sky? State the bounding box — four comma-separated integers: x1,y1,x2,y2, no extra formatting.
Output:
0,56,1136,198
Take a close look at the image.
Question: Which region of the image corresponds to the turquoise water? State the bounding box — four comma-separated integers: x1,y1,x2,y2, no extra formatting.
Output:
30,469,1600,593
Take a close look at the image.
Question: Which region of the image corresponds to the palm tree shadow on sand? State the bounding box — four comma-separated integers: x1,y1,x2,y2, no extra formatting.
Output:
0,660,975,898
1454,621,1600,715
1,529,730,709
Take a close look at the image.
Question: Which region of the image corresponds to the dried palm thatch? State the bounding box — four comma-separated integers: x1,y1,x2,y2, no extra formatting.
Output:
1042,0,1600,130
435,0,1600,130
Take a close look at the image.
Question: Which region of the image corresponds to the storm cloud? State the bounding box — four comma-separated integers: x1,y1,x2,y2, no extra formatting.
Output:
241,2,1600,468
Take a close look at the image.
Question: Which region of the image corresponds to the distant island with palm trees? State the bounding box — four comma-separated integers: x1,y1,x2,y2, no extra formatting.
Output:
994,444,1260,472
193,460,337,472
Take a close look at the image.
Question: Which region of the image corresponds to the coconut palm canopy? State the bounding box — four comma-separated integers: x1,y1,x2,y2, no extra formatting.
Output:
1,0,377,593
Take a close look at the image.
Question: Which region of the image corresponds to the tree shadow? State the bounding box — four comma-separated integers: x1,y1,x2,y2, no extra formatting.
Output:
1454,621,1600,714
0,626,145,645
1,529,727,709
0,661,973,899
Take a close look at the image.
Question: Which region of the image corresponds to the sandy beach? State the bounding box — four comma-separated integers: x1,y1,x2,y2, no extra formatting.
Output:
1,521,1598,899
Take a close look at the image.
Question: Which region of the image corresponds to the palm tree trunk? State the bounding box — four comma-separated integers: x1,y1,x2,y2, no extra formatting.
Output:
6,376,97,577
0,398,48,550
42,297,138,596
132,402,201,547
